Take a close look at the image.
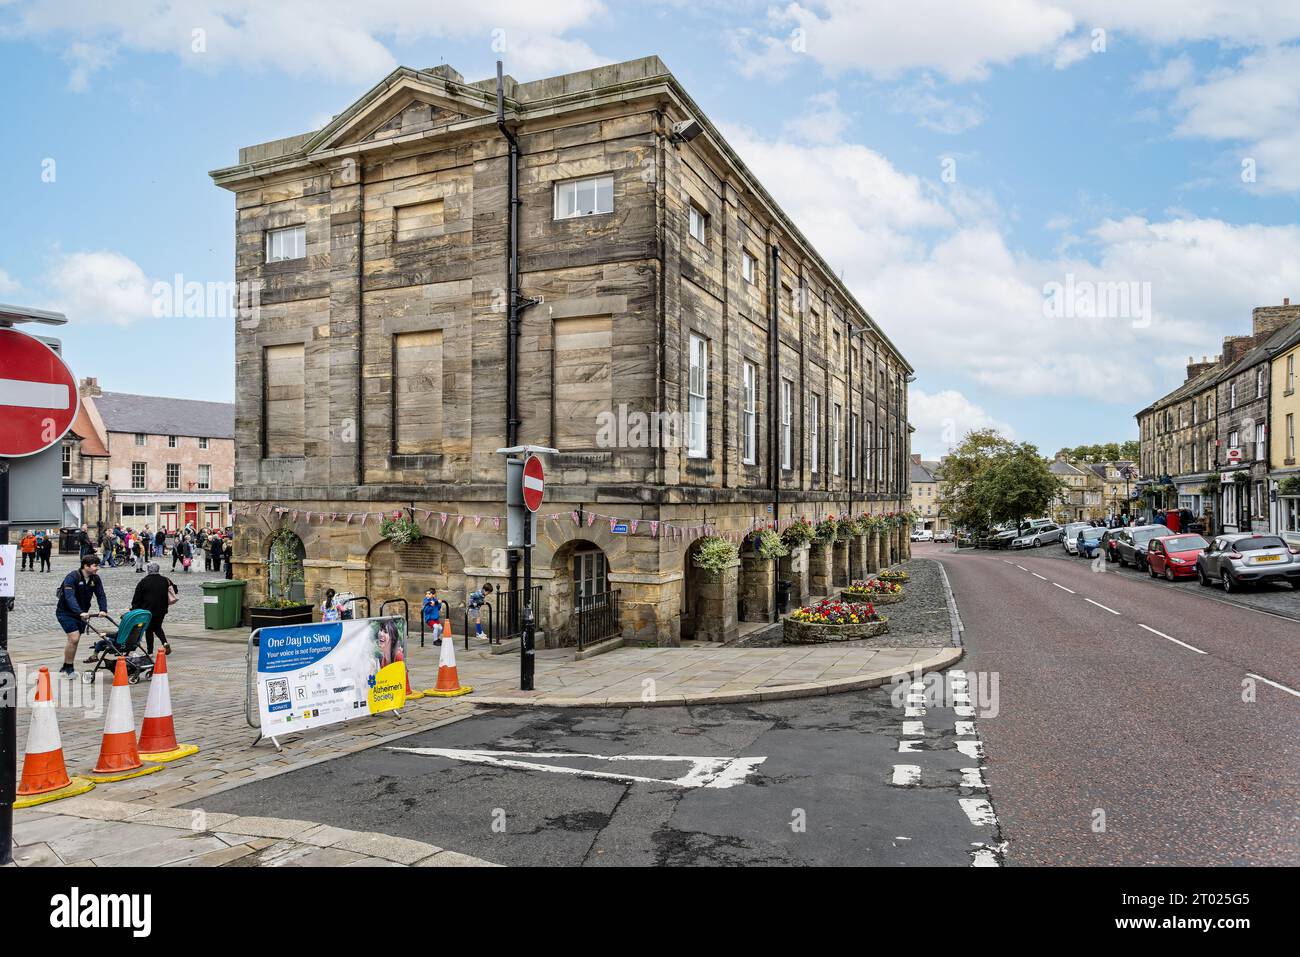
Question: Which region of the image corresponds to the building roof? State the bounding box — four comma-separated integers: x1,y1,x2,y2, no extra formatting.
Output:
68,401,109,456
1049,460,1086,476
93,391,234,440
910,461,937,483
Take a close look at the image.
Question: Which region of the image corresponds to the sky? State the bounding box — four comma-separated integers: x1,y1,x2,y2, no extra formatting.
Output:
2,0,1299,460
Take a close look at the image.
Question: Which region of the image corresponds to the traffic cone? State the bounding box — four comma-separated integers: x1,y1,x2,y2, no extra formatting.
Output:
137,651,199,763
424,627,472,697
15,668,96,808
89,658,159,780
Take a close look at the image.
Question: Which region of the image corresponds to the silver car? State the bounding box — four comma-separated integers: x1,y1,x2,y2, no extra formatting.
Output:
1012,523,1063,548
1060,522,1091,552
1195,533,1300,593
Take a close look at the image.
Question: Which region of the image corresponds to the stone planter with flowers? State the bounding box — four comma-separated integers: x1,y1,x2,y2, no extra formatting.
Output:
783,597,889,643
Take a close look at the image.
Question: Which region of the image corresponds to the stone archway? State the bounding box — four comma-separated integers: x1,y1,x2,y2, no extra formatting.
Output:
366,536,465,636
547,539,613,648
681,539,738,643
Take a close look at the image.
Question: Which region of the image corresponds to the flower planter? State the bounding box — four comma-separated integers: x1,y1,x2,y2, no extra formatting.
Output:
783,617,890,644
249,603,314,631
841,589,904,605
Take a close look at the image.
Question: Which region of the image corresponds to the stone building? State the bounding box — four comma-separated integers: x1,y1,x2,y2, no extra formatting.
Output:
909,455,947,535
1050,457,1103,522
1137,300,1300,534
70,378,236,532
1269,316,1300,544
209,57,914,645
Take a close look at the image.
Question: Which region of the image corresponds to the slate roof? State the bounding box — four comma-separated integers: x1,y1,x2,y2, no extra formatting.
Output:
1049,460,1086,476
93,391,234,440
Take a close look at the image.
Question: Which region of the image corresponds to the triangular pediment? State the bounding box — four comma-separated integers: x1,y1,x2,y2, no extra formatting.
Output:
305,71,497,154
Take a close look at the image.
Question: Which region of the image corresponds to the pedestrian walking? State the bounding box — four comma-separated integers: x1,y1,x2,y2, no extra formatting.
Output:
37,530,53,572
57,554,109,676
20,530,37,571
130,562,175,656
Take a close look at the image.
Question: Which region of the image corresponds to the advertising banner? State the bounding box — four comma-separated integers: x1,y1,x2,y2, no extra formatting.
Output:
255,615,408,737
0,543,15,597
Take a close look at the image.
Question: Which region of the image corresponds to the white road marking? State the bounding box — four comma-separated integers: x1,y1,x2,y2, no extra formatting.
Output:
953,693,971,703
0,377,70,410
898,740,923,753
906,693,925,704
954,705,976,717
971,841,1007,867
891,764,921,786
1002,560,1015,565
1015,565,1028,571
1053,583,1075,594
904,706,926,717
960,798,998,827
902,720,925,736
1032,572,1048,581
949,670,967,679
957,740,984,760
1085,598,1120,615
1246,672,1300,699
960,768,987,789
955,721,976,736
909,681,926,691
1138,623,1206,655
388,747,767,789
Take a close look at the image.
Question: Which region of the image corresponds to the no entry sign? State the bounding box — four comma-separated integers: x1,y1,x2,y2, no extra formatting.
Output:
523,455,545,512
0,328,79,457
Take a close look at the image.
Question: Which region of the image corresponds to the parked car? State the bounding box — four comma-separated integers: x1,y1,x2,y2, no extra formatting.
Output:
911,529,934,542
1100,528,1123,563
934,529,954,543
1060,520,1092,548
1112,525,1167,570
1012,523,1063,548
1195,534,1300,592
957,529,978,548
1145,534,1209,581
1075,526,1106,558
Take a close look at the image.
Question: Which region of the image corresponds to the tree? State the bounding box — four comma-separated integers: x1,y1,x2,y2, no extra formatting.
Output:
944,430,1063,531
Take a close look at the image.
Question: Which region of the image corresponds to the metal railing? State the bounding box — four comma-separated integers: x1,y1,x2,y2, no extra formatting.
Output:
419,600,450,647
575,589,620,650
498,585,542,643
463,601,494,650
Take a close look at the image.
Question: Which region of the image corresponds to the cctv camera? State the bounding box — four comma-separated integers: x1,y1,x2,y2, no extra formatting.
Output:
671,118,703,143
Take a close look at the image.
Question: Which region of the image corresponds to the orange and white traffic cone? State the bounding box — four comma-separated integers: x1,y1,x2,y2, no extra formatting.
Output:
15,667,96,808
424,627,471,697
88,658,160,781
137,650,199,763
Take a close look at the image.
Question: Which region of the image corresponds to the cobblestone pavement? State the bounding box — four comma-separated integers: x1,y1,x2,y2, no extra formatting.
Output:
963,539,1300,621
6,549,217,637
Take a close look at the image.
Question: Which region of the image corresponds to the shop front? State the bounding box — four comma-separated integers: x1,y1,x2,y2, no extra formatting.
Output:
114,490,230,531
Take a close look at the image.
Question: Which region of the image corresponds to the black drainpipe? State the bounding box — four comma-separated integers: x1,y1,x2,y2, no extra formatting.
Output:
497,60,521,448
768,238,781,622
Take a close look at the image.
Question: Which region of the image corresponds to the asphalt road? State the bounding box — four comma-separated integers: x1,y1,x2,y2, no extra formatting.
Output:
195,684,1001,867
918,541,1300,866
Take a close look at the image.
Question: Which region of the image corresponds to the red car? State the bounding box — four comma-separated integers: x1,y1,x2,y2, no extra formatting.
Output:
1146,533,1209,581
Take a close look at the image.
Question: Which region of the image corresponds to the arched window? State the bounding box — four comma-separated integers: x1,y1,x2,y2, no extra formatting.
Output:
266,527,306,604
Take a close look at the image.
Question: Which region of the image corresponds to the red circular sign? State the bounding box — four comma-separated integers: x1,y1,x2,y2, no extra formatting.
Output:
522,455,545,512
0,328,79,458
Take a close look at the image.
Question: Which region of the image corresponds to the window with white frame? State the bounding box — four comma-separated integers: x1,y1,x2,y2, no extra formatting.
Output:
165,463,180,490
781,379,792,469
742,250,756,284
741,361,757,465
554,175,614,219
688,204,707,244
1229,382,1237,408
687,334,708,458
810,393,820,473
61,444,71,478
167,435,177,448
832,403,841,476
198,464,211,490
1256,423,1266,461
134,433,146,447
1287,413,1295,460
131,462,145,489
265,225,306,263
199,437,209,450
1288,354,1295,393
1207,439,1215,467
850,412,859,479
1257,368,1265,399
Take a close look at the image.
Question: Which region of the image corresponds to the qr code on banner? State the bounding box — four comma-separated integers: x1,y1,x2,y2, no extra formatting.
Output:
265,678,290,705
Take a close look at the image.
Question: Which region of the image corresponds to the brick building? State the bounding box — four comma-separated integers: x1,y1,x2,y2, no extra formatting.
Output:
209,57,914,645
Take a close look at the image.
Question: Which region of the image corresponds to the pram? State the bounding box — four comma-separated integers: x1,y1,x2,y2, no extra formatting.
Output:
82,609,155,684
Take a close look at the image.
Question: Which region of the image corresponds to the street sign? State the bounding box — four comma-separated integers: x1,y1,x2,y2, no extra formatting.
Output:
0,328,78,458
523,455,545,512
1226,447,1243,465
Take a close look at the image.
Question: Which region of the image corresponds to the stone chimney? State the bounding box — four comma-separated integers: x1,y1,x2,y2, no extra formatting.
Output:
1185,354,1216,382
1221,335,1257,367
78,376,101,398
1252,298,1300,338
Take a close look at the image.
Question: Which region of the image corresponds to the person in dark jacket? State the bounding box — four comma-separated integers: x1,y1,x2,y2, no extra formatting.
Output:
37,530,53,572
131,563,174,656
57,554,108,675
154,528,166,557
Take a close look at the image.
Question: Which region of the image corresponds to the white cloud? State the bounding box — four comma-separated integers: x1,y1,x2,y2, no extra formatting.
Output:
889,78,985,134
0,269,20,296
6,0,609,85
45,250,153,326
62,40,114,92
719,113,1300,404
1135,54,1193,92
911,388,1016,457
1169,45,1300,193
782,90,851,144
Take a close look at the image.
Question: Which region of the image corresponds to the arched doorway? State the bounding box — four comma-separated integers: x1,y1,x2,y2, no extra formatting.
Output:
265,527,306,605
366,536,465,634
547,540,613,647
